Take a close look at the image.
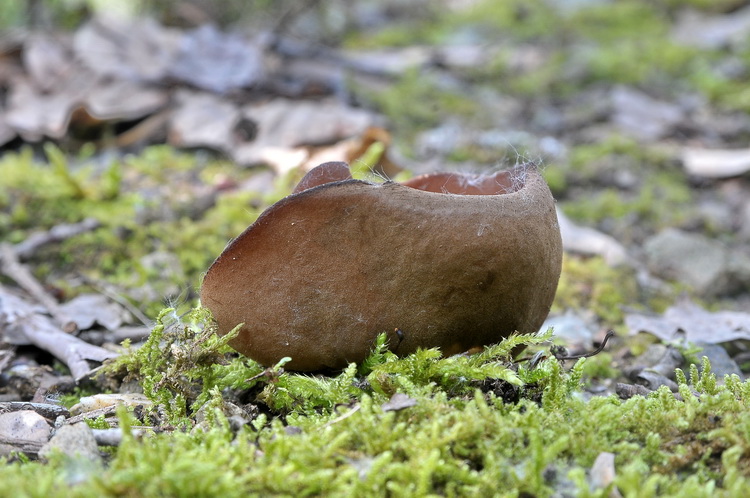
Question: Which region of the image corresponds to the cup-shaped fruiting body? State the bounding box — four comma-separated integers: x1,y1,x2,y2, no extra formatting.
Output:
201,162,562,371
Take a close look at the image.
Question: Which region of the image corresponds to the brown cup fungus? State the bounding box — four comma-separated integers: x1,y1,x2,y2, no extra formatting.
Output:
201,161,562,371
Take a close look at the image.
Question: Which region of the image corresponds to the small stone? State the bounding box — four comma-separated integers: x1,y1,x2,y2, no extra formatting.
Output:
695,343,742,380
643,228,746,297
610,86,684,141
70,393,152,416
590,451,623,497
39,423,101,464
0,410,51,457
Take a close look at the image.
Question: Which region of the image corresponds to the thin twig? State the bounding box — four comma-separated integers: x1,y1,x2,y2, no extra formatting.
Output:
0,402,70,420
64,404,118,425
555,330,616,361
322,404,360,428
78,274,151,327
0,435,45,456
0,286,118,381
0,243,77,332
13,218,100,260
520,330,616,368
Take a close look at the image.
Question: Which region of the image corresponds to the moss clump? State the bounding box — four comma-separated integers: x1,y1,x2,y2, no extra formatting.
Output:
5,323,750,496
103,307,553,420
559,137,694,236
0,144,275,315
553,254,638,325
561,174,693,230
361,69,481,144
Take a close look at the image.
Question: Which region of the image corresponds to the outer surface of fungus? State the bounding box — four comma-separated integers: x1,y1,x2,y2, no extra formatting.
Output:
201,162,562,371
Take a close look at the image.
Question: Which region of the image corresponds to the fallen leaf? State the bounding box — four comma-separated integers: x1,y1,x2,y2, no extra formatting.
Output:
232,98,376,172
85,78,168,121
626,298,750,344
244,98,375,148
168,90,239,150
23,33,72,91
74,16,182,83
381,393,418,412
168,24,264,94
57,294,132,332
5,73,95,141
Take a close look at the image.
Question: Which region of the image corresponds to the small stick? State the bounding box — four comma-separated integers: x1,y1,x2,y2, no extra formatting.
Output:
0,286,118,381
13,218,101,260
0,243,77,332
322,404,360,428
64,404,118,425
0,435,45,457
0,402,70,420
91,428,146,446
521,330,616,368
555,330,616,361
78,274,152,327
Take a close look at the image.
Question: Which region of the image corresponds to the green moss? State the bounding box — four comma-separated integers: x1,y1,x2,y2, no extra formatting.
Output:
84,415,111,430
562,138,694,230
553,254,638,325
567,136,668,180
562,176,692,229
7,346,750,495
691,59,750,114
452,0,561,42
580,352,619,381
541,164,567,195
569,3,666,43
586,39,700,89
343,17,444,49
362,69,480,141
0,143,273,316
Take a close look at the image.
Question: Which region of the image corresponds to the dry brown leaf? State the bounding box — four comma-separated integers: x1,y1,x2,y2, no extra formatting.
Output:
5,72,95,141
232,98,376,172
57,294,132,332
381,393,418,412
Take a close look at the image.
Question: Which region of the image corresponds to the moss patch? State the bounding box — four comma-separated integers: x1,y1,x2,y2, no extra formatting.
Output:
4,317,750,496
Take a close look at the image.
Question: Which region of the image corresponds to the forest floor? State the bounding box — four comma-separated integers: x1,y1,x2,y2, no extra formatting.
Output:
1,1,750,496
